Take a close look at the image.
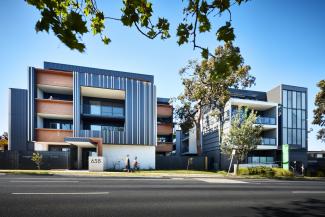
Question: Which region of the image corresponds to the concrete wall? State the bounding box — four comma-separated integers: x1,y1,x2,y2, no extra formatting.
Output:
102,144,155,170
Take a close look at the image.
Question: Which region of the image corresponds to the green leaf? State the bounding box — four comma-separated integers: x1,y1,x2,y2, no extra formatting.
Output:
201,48,209,59
216,22,235,42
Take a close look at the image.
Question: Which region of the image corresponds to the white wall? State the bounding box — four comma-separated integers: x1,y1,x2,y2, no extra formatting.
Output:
188,127,198,154
102,145,155,170
34,143,48,151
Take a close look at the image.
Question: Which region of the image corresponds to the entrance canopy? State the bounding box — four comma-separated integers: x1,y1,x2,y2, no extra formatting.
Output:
64,137,96,148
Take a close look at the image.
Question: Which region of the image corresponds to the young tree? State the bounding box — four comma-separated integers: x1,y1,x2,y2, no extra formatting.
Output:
174,43,255,155
31,152,43,170
221,107,262,175
312,80,325,142
25,0,249,57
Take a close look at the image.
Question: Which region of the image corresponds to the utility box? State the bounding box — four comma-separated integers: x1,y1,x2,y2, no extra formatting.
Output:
89,156,105,172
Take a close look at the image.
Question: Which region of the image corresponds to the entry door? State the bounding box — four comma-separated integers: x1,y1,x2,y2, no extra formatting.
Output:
82,148,97,169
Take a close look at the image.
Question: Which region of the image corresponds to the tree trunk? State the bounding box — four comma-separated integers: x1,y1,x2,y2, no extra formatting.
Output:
218,107,225,170
196,121,202,155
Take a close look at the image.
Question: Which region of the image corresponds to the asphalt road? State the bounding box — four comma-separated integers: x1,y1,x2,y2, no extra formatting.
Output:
0,174,325,217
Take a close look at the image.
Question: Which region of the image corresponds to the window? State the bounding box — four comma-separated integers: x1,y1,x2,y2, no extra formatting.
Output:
62,123,72,130
302,131,306,148
293,129,297,145
302,112,306,129
288,129,292,144
297,110,301,128
90,125,101,131
292,109,297,128
102,102,112,116
292,91,297,108
283,128,287,144
90,101,100,115
113,106,124,117
283,108,287,127
288,91,292,108
297,129,301,145
302,92,306,110
288,109,292,128
49,123,60,129
260,157,267,163
266,157,274,163
297,92,302,109
283,90,287,107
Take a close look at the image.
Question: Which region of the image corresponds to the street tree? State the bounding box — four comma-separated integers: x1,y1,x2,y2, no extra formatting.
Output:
31,152,43,170
221,107,262,175
25,0,249,58
174,43,255,154
312,80,325,142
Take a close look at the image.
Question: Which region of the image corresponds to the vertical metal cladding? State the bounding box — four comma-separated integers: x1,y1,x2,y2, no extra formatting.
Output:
73,71,81,136
9,88,28,151
76,71,155,146
27,67,36,142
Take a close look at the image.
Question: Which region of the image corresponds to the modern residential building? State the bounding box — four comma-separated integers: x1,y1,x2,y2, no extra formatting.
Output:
8,62,166,169
156,98,174,155
178,85,308,170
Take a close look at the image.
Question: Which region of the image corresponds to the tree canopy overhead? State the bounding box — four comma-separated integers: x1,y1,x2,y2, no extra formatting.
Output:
25,0,249,57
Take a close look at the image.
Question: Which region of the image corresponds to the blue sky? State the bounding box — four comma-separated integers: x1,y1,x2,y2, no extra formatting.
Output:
0,1,324,150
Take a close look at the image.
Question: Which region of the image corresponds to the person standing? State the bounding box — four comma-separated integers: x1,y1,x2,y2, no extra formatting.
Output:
133,156,139,172
125,155,130,172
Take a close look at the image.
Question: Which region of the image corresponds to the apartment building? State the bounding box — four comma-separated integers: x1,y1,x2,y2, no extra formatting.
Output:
156,98,174,155
8,62,169,169
179,85,308,170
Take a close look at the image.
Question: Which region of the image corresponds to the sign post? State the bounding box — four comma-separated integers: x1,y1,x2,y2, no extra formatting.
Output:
89,156,105,172
282,144,289,170
227,149,236,176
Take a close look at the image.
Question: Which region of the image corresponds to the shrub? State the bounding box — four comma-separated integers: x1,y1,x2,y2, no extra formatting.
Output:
272,168,293,177
316,171,325,177
247,166,274,177
238,168,249,175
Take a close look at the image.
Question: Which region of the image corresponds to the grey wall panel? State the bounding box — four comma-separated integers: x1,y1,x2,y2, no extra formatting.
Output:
75,70,155,146
9,88,28,151
44,62,154,83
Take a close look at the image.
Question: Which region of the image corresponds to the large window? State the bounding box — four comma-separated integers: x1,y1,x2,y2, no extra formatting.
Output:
44,119,73,130
84,98,125,118
282,90,307,148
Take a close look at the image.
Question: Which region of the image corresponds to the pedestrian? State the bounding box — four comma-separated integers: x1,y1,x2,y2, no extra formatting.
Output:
125,154,130,172
133,156,139,172
301,164,305,176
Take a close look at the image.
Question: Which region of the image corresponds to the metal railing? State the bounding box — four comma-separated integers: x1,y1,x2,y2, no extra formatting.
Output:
255,117,276,125
79,130,125,144
260,137,276,146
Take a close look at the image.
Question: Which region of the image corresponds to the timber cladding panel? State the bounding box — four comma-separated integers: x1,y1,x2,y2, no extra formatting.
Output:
157,104,172,117
36,69,73,88
36,99,73,116
36,129,73,142
156,143,173,152
157,124,173,135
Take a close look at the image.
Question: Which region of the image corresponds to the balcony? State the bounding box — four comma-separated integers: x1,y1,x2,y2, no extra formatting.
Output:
157,105,172,118
156,142,173,153
255,117,276,125
35,128,72,142
36,69,73,88
261,137,276,146
157,123,173,136
36,99,73,118
79,130,125,144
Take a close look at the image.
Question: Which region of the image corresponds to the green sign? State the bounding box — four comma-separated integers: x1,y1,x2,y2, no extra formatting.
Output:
282,144,289,170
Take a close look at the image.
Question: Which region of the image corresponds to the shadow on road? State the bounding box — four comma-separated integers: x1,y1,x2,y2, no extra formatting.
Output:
245,198,325,217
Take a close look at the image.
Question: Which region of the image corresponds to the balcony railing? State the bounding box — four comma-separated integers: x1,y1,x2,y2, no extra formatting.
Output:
260,137,276,146
255,117,276,125
79,130,125,144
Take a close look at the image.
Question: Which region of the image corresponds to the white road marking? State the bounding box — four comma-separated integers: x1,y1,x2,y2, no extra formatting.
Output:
12,192,109,195
171,178,184,180
10,180,79,183
292,191,325,194
195,178,248,184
